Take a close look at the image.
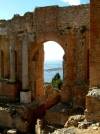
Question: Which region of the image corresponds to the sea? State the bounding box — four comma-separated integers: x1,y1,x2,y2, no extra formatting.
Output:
44,60,63,83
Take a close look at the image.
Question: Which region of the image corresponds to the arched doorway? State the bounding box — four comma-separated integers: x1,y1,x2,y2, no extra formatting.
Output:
43,41,64,85
43,41,65,100
31,40,66,100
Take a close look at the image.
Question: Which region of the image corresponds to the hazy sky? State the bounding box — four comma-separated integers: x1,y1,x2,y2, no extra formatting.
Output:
0,0,89,61
44,41,65,61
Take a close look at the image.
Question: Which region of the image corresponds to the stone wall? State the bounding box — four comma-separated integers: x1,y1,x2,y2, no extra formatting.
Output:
0,5,89,106
90,0,100,87
85,0,100,122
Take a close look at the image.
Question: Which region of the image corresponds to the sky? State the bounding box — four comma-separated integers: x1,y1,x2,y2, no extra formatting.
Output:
44,41,65,61
0,0,90,20
0,0,89,61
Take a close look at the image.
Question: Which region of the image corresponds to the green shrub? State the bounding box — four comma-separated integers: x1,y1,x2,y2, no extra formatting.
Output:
51,73,62,90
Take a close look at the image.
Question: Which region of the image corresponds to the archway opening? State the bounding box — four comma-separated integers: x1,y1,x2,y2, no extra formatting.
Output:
43,41,65,90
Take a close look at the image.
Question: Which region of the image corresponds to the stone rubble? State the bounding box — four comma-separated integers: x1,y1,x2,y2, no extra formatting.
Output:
87,88,100,98
51,127,75,134
64,115,85,128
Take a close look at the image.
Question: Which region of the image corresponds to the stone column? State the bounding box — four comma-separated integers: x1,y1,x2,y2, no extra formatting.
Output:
20,35,32,104
0,49,4,78
22,35,29,90
9,45,16,81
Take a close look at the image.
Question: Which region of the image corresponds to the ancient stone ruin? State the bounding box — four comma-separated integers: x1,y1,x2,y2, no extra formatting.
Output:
0,0,100,133
0,4,89,105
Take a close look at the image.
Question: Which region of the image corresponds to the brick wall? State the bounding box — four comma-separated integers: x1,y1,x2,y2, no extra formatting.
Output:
90,0,100,86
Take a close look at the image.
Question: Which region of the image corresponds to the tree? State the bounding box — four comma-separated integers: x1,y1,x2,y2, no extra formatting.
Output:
51,73,62,90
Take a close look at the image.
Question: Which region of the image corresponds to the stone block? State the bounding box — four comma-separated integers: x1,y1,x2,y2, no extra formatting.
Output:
0,82,19,102
85,88,100,122
45,111,68,126
20,91,32,104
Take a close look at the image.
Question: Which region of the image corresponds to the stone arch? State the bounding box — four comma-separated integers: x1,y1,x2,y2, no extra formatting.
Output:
31,33,67,59
0,5,90,106
29,27,89,105
30,34,68,100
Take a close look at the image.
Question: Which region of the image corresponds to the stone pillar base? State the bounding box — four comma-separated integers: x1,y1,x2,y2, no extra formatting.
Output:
85,88,100,122
20,91,31,103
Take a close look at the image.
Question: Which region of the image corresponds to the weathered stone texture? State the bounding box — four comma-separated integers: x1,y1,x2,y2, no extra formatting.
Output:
22,35,29,90
84,0,100,122
0,102,45,133
0,82,19,102
90,0,100,86
0,5,89,106
85,88,100,122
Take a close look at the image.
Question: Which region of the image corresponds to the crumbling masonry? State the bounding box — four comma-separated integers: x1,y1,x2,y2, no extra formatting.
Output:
0,0,99,124
0,4,89,106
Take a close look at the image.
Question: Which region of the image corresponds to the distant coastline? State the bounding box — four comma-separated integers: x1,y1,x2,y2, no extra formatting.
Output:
44,60,63,82
44,67,62,72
